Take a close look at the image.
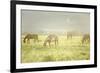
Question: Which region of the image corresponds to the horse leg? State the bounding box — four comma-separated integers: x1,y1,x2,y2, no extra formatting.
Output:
34,39,38,43
43,41,47,47
49,42,51,47
27,38,30,44
36,37,39,43
34,39,36,43
56,40,58,46
55,41,56,46
55,40,57,46
23,38,26,43
81,38,84,46
23,37,27,43
81,39,87,47
82,39,84,44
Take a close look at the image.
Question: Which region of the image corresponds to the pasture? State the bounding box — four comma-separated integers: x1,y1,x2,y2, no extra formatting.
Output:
21,34,90,63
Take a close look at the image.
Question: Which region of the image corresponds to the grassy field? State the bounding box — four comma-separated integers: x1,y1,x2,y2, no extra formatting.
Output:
21,35,90,63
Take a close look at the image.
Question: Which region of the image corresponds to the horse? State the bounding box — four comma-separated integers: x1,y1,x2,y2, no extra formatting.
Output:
81,34,90,44
43,34,58,47
23,34,38,43
67,32,82,40
67,32,72,39
67,32,76,39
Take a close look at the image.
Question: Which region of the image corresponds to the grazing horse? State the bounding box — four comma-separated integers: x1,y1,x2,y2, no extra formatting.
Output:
67,32,72,39
67,32,81,40
81,34,90,44
43,34,58,47
67,32,75,39
23,34,38,43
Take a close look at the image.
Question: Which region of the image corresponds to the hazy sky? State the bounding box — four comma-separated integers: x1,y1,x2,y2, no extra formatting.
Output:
21,10,90,34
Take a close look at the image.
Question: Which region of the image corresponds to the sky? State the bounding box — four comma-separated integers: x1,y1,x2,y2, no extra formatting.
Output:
21,10,90,34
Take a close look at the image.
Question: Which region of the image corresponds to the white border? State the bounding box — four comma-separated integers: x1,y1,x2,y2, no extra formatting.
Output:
16,4,94,69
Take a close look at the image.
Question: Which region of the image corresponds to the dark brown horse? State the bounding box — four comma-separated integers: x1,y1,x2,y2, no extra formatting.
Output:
23,34,38,43
81,34,90,44
43,34,58,47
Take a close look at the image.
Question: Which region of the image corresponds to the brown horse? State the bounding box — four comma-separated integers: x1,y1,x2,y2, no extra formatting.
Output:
67,32,82,40
43,34,58,47
81,34,90,44
23,34,38,43
67,32,72,39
